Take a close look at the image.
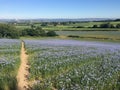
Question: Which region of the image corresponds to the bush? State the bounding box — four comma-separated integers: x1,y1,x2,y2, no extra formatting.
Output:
21,27,46,36
0,24,20,38
68,35,79,38
41,23,48,27
73,26,84,28
92,25,98,28
116,24,120,28
99,23,115,28
46,31,58,36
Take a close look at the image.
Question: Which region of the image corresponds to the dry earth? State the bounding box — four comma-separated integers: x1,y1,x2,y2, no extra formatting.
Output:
17,41,30,90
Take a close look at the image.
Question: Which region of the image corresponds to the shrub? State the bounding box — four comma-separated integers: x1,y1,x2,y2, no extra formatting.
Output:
99,23,115,28
0,24,20,38
68,35,79,38
21,27,46,36
116,24,120,28
92,25,98,28
46,31,58,36
41,23,48,27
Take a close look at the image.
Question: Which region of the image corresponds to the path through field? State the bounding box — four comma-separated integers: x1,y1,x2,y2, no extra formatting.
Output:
17,41,30,90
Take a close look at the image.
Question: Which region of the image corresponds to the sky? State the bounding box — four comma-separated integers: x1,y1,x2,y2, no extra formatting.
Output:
0,0,120,19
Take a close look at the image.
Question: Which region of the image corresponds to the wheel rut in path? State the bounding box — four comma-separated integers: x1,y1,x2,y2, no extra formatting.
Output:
17,41,30,90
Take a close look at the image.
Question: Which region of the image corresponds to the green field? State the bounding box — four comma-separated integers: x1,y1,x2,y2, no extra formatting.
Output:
56,31,120,40
43,27,120,31
15,21,120,31
14,21,120,41
16,25,31,30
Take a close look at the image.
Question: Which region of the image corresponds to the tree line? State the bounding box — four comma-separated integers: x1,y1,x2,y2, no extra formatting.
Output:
92,23,120,28
0,24,58,39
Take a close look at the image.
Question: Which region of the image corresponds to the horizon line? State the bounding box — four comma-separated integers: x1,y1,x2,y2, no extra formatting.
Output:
0,17,119,20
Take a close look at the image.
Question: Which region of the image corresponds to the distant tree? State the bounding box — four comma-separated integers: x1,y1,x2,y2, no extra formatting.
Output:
23,28,40,36
0,33,2,38
52,22,58,26
92,25,98,28
60,22,67,25
76,26,84,28
72,22,76,24
100,23,115,28
31,24,36,29
116,24,120,28
46,31,58,36
110,24,115,28
41,22,48,27
115,19,120,21
100,23,109,28
21,29,28,36
36,27,46,36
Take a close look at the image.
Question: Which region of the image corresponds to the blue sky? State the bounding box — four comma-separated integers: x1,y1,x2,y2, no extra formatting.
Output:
0,0,120,19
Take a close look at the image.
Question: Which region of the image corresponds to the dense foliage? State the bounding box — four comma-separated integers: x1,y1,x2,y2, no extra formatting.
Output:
21,27,46,36
0,24,20,38
21,26,58,37
0,23,58,38
46,31,58,36
116,24,120,28
93,23,120,28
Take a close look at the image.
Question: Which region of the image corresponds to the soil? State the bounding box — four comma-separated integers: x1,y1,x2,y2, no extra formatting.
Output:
17,41,30,90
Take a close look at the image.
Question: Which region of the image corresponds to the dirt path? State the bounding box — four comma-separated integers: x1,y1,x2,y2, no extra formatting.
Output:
17,41,30,90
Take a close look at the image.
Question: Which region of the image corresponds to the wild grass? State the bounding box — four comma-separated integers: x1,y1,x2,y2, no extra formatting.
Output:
0,39,21,90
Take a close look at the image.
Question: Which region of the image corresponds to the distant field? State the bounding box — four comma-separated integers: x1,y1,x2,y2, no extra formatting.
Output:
16,25,120,31
15,21,120,31
56,31,120,40
15,21,120,41
66,21,120,27
15,25,31,30
56,31,120,36
43,27,120,31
